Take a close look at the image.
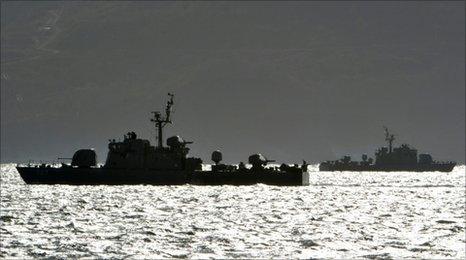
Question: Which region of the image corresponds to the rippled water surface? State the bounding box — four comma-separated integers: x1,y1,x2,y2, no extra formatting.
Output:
1,164,465,259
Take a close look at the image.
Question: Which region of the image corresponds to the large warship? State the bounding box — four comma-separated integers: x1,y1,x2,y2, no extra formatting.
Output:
17,94,309,186
319,127,456,172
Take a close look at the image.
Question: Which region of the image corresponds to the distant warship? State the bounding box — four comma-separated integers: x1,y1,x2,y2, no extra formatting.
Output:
319,127,456,172
17,94,309,186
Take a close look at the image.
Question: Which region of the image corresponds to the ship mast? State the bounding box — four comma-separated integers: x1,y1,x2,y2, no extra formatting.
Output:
384,126,395,153
151,93,174,148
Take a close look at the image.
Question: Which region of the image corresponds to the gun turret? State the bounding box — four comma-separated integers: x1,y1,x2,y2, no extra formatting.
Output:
248,153,275,169
341,155,351,164
167,135,192,149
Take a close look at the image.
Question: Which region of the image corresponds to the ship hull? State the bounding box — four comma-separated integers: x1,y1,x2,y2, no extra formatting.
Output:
319,163,456,172
16,167,188,185
16,167,309,186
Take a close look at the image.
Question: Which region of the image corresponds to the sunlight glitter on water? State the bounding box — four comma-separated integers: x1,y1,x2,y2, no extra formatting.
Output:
1,164,465,258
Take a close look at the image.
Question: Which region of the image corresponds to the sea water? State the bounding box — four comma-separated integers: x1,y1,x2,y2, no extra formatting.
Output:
1,164,464,258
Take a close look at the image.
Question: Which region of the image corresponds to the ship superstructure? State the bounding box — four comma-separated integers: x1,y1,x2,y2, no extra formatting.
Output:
104,93,202,171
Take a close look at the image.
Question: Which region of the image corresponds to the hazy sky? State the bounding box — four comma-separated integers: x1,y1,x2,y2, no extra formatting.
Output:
1,1,464,163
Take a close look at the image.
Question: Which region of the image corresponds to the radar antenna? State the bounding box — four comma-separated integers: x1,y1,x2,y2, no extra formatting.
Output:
151,93,174,148
383,126,395,153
